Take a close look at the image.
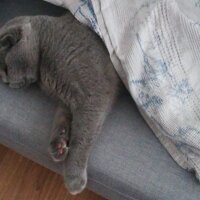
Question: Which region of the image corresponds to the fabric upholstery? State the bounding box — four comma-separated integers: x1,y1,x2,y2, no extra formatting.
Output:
0,1,200,200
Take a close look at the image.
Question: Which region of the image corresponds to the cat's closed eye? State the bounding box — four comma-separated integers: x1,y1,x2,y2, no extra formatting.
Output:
0,35,13,50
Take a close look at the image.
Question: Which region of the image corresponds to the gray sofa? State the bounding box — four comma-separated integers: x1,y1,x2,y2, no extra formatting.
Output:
1,1,200,200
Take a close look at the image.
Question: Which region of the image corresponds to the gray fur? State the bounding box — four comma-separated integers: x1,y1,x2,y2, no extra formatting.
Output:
0,12,121,195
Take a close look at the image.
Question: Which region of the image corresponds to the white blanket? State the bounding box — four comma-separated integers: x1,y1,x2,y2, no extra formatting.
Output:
44,0,200,179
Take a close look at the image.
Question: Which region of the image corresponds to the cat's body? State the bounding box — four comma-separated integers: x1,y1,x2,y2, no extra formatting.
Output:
37,14,119,111
0,12,121,194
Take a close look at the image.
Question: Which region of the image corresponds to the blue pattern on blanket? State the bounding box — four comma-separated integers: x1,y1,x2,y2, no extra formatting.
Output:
195,0,200,7
140,93,163,109
74,0,98,33
131,29,199,151
179,127,200,136
132,34,171,89
171,80,193,103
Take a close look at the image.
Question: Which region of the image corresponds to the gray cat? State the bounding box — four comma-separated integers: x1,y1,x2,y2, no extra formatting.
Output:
0,12,121,194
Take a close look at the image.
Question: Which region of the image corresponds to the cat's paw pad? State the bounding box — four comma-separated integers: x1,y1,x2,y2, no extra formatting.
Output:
64,170,87,195
49,135,69,162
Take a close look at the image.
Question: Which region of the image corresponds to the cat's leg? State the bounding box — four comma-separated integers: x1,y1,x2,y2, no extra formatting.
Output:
49,104,72,162
63,97,113,195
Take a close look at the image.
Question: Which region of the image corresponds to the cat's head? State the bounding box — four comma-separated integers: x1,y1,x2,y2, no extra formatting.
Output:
0,16,39,88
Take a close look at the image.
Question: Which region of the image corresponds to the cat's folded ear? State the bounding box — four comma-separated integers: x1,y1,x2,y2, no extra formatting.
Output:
0,24,21,50
0,19,39,79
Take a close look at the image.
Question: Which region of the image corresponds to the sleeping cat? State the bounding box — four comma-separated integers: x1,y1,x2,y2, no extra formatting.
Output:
0,12,121,194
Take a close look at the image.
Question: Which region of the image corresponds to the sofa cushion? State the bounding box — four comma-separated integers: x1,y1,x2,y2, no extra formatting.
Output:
1,81,200,200
1,1,200,200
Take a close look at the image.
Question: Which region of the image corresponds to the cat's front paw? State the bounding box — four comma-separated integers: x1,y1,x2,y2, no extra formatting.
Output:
64,168,87,195
48,132,69,162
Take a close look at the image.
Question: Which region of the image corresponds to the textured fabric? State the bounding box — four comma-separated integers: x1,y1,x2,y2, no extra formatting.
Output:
1,83,200,200
1,1,200,200
44,0,200,179
0,84,200,200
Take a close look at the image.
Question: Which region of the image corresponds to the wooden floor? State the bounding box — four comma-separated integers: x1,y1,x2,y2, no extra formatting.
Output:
0,145,106,200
